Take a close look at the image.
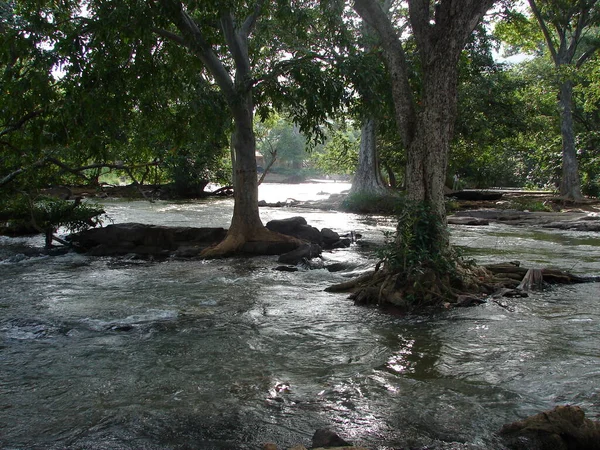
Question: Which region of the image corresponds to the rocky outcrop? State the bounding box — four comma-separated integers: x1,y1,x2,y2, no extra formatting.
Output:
68,223,227,258
450,209,600,231
68,217,356,261
266,217,353,251
500,405,600,450
266,216,324,245
278,243,322,265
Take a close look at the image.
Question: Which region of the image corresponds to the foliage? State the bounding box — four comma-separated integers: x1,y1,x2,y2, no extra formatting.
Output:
378,199,455,274
0,194,106,236
374,198,465,307
256,118,307,170
311,128,359,175
0,0,231,196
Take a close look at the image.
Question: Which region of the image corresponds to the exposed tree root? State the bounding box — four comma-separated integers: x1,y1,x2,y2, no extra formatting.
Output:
200,226,304,258
326,260,598,312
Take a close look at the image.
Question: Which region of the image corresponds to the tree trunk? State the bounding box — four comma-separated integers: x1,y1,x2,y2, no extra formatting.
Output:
558,80,583,200
405,60,459,224
229,98,263,235
349,117,388,196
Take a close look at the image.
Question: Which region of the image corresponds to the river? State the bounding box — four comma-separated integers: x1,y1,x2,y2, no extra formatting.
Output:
1,182,599,449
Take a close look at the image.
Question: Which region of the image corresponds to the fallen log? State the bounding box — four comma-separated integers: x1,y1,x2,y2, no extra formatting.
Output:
485,262,599,286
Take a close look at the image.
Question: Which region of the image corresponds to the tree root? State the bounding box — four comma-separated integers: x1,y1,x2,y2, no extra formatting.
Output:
200,226,304,258
326,259,598,312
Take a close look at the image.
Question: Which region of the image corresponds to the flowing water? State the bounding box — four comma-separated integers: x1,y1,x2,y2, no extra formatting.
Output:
1,183,599,449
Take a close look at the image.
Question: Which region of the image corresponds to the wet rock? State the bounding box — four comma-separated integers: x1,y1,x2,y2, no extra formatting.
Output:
321,228,340,247
69,223,227,257
447,216,490,226
325,262,355,273
278,243,322,265
454,294,487,307
500,405,600,450
312,429,353,448
274,265,299,272
266,217,323,245
330,238,352,249
240,240,299,255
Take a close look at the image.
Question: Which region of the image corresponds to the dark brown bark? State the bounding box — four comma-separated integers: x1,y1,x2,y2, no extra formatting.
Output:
354,0,495,221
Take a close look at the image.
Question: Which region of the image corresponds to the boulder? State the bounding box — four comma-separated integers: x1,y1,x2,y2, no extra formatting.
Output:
266,217,323,245
278,243,322,265
321,228,341,247
68,223,227,257
447,216,490,226
500,405,600,450
312,429,353,448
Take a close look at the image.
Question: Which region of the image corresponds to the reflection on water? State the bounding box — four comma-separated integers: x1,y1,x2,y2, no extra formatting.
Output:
1,184,599,449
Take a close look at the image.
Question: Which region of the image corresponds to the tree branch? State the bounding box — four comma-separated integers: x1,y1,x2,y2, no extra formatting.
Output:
156,0,235,99
353,0,416,147
1,157,162,188
240,0,265,37
151,26,186,46
529,0,559,63
0,109,45,138
220,13,251,79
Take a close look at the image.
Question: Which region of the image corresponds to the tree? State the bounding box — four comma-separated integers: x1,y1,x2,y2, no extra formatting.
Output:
328,0,499,308
353,0,496,222
153,0,306,256
498,0,600,200
3,1,348,254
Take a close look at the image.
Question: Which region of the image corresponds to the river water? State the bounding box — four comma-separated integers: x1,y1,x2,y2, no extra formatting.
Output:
1,182,599,449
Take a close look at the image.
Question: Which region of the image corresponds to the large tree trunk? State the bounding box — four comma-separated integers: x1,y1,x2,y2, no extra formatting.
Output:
349,117,388,196
202,93,301,257
558,80,583,200
229,98,262,235
405,60,459,223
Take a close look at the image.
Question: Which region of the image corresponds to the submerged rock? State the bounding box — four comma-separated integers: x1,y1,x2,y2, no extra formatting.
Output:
312,429,353,448
278,243,322,265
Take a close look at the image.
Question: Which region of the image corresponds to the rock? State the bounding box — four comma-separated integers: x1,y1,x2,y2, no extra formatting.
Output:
447,216,490,226
266,217,323,245
240,240,299,255
274,265,299,272
447,190,504,201
325,262,356,273
278,243,322,265
500,405,600,450
330,238,352,249
454,294,487,307
68,223,227,257
321,228,340,247
312,429,353,448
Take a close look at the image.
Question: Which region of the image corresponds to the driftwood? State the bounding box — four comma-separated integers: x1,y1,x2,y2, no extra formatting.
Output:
484,262,599,286
326,260,599,311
